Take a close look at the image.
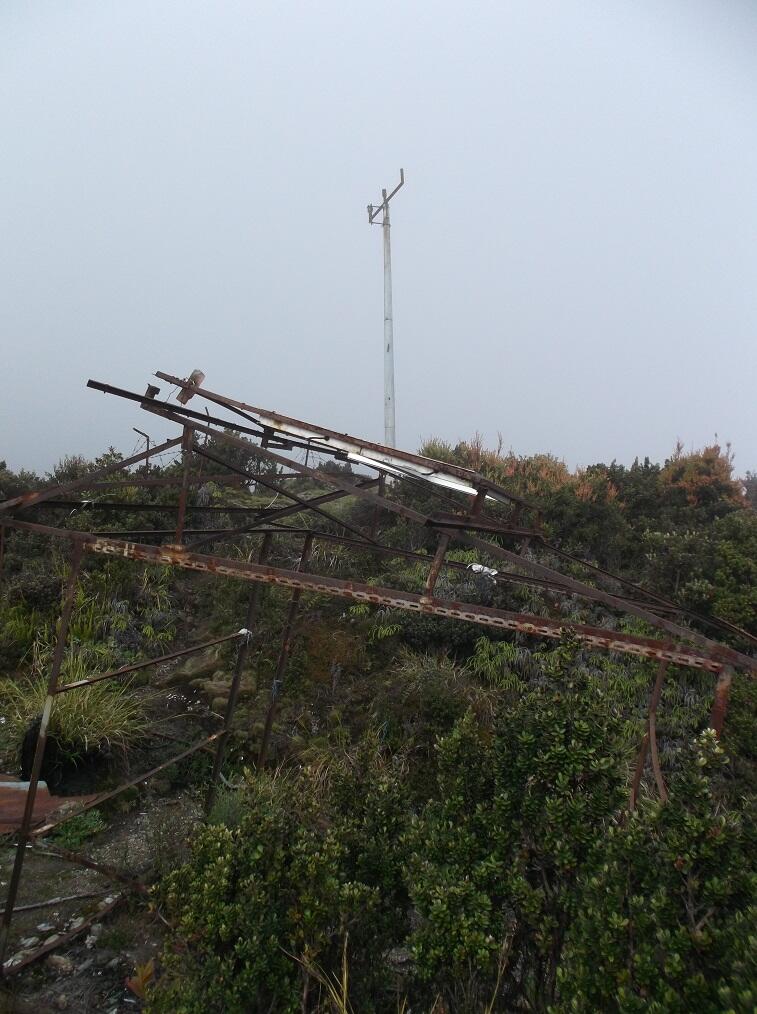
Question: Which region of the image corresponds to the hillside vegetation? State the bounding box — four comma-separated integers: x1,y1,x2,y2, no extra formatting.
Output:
0,439,755,1012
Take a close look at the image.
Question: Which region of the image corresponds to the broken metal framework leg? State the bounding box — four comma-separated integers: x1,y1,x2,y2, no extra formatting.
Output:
206,533,274,813
629,661,669,810
369,474,386,540
0,543,83,965
648,660,669,803
629,732,650,812
422,533,451,600
174,426,193,544
710,666,734,738
257,533,314,768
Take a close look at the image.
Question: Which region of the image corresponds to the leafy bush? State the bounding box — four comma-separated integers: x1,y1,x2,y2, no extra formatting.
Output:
405,641,626,1010
150,744,409,1014
557,731,757,1013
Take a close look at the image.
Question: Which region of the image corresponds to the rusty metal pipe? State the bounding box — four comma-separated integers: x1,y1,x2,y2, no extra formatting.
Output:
31,732,224,839
648,661,669,803
206,533,274,812
55,630,249,693
258,534,314,767
710,667,734,738
0,543,83,962
0,437,183,513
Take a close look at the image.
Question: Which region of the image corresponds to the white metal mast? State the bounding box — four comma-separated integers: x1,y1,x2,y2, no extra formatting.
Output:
367,168,405,448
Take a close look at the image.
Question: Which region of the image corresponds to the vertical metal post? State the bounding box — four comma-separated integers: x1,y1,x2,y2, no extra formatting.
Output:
648,661,669,803
629,660,668,811
174,426,192,544
710,666,733,738
369,474,386,540
133,429,151,476
382,190,395,449
0,542,83,963
628,731,650,812
206,533,274,813
367,169,404,448
469,489,486,517
422,534,450,601
257,533,314,767
422,490,483,601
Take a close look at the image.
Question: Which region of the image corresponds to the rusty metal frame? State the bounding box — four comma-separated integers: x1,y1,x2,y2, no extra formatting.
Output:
0,542,84,962
0,518,742,674
106,386,752,661
1,369,754,972
258,533,314,767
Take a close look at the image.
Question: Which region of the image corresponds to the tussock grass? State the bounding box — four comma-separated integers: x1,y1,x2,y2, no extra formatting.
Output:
0,646,149,763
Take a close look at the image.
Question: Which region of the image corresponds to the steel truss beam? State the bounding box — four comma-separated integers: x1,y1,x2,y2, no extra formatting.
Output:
0,519,741,674
123,403,754,673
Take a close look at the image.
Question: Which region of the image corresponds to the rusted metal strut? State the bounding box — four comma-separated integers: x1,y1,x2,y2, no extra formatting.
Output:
1,518,738,674
126,402,754,674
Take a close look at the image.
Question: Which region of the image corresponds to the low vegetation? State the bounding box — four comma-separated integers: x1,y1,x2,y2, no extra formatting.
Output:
0,439,754,1011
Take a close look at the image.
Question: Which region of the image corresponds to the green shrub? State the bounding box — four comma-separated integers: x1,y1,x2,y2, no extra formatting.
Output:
150,745,409,1014
557,730,757,1013
405,640,626,1011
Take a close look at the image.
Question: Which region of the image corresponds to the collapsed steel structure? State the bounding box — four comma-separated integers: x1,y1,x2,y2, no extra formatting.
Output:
1,369,754,972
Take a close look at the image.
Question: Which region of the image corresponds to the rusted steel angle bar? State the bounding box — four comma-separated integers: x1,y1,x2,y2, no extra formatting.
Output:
68,529,265,537
0,436,183,513
30,847,148,892
455,531,756,672
24,500,293,514
86,380,270,442
193,445,377,545
87,380,316,457
427,513,540,537
31,732,224,838
154,371,537,510
7,519,734,671
2,894,123,977
0,890,109,918
541,539,757,648
142,411,752,670
3,518,750,674
86,475,247,489
81,538,726,671
55,630,247,692
113,522,581,598
187,479,380,551
179,524,583,597
140,405,429,524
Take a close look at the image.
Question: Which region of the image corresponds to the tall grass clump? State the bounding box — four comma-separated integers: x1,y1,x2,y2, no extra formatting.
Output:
0,644,149,765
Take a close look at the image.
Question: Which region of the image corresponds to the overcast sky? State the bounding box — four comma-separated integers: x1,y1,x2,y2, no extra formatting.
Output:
2,0,755,476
